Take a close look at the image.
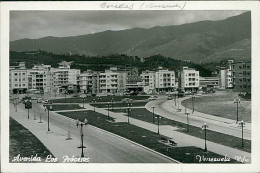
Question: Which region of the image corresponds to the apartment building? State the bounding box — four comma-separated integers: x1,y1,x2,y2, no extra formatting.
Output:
99,68,127,94
199,76,219,88
51,61,80,93
219,60,234,89
232,61,251,92
155,68,175,92
79,70,99,94
27,64,52,93
9,62,28,94
140,71,156,93
180,67,200,92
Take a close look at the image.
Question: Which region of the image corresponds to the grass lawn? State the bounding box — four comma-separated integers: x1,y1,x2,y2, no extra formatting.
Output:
182,91,251,122
48,104,84,111
90,101,147,108
58,110,239,163
52,95,149,104
9,117,53,162
110,108,251,153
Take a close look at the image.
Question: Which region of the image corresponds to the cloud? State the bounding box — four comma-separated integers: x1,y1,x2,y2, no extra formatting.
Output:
10,10,246,41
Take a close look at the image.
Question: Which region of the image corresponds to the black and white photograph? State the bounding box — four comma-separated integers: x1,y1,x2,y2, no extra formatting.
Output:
1,1,260,173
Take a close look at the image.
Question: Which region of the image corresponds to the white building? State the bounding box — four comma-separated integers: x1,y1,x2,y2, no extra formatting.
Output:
50,61,80,93
79,70,99,94
27,64,52,93
155,68,175,92
219,60,234,89
9,62,28,94
140,70,156,93
180,67,200,92
99,68,127,94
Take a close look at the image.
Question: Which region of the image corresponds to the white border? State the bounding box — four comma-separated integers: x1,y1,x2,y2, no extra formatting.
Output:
1,1,260,173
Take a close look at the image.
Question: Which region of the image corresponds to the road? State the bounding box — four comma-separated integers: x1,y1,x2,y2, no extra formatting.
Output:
9,101,177,163
145,97,251,140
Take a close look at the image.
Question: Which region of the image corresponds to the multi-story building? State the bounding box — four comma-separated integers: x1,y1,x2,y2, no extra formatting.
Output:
155,68,175,92
79,70,99,94
180,67,200,92
51,61,80,93
9,62,28,94
219,60,234,89
99,68,127,94
232,61,251,92
140,70,156,94
27,64,52,93
199,76,219,88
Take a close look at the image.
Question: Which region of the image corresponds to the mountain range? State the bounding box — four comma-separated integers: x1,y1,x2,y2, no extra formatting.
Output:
10,12,251,63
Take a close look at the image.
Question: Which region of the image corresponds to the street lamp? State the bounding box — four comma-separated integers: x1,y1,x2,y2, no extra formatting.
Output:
46,103,53,132
152,105,156,124
239,120,246,148
202,123,209,152
155,115,161,135
92,99,96,112
185,112,190,133
111,98,114,111
82,97,85,108
65,90,68,103
107,102,110,119
98,96,102,102
173,93,177,106
234,98,240,123
126,103,132,124
191,95,195,113
76,118,88,157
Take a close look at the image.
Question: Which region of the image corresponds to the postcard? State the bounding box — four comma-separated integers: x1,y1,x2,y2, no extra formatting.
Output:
1,1,260,173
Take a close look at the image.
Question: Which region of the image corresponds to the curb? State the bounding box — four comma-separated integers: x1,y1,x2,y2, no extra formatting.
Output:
52,110,181,163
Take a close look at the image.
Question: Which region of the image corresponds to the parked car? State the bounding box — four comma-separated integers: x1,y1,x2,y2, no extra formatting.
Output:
37,98,43,103
42,100,49,104
148,96,157,100
167,95,173,100
122,98,133,103
177,91,185,98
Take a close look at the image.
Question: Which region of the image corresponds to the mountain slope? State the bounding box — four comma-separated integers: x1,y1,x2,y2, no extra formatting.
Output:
10,12,251,63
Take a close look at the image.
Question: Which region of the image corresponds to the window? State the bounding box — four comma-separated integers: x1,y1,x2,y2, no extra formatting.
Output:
14,73,18,76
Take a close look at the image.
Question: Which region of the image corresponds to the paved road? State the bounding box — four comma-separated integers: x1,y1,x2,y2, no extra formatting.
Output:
10,101,177,163
145,97,251,140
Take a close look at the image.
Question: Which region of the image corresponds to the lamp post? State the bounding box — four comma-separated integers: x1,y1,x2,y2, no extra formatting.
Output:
107,102,110,119
76,118,88,157
65,90,68,103
92,99,96,112
202,123,209,152
191,95,195,113
82,97,85,108
234,98,240,123
185,112,190,133
126,103,132,124
239,120,246,148
111,98,114,111
98,96,102,103
152,105,156,124
173,93,177,106
46,104,52,132
155,115,161,135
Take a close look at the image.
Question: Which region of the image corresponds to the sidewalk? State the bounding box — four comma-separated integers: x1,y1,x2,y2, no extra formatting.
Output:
9,103,175,163
81,103,251,163
145,99,251,140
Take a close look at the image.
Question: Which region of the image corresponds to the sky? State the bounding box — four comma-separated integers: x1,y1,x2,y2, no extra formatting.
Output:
10,10,246,41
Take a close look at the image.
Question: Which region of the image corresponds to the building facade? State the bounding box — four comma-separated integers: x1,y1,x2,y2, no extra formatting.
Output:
155,68,175,92
180,67,200,92
232,61,251,92
140,71,156,94
79,70,99,94
9,62,28,94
